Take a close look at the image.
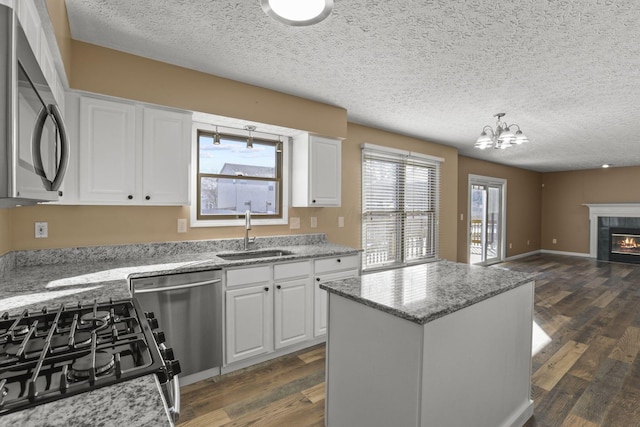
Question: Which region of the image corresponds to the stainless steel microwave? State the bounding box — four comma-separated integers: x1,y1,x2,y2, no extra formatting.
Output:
0,4,69,208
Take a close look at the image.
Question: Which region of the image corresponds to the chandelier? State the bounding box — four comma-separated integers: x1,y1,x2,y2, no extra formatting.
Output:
474,113,529,150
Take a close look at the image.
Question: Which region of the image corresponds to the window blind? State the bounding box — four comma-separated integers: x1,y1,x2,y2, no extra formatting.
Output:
361,145,441,270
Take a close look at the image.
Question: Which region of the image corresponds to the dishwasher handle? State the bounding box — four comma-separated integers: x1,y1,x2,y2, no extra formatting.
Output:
134,278,221,294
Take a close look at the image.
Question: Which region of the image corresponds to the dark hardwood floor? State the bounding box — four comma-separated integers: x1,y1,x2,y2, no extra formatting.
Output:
178,254,640,427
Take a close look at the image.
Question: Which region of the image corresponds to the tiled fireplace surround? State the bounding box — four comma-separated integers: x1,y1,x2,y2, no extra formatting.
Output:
586,204,640,261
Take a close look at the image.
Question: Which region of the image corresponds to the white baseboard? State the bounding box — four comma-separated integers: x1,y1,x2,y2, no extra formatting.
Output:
540,249,592,258
505,250,541,261
504,249,594,261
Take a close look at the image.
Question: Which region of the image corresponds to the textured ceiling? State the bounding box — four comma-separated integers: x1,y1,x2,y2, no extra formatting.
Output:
63,0,640,172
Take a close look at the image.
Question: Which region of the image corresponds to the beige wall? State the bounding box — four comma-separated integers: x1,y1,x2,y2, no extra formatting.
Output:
0,209,10,255
7,123,458,260
8,204,350,251
44,0,72,81
457,156,542,263
542,166,640,254
70,41,347,139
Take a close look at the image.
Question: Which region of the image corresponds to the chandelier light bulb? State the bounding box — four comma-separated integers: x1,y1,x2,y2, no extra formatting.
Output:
514,130,529,145
475,132,493,149
498,128,516,145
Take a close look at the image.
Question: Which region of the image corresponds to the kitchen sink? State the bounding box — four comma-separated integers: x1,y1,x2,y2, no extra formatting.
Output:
216,249,294,261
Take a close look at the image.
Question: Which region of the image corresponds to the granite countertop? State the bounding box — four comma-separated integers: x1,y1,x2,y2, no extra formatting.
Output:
0,234,360,426
320,260,534,325
0,239,360,317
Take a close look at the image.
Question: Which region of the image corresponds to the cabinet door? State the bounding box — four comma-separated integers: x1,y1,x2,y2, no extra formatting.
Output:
226,284,273,364
142,108,191,204
274,278,312,349
309,136,341,206
79,97,136,203
315,270,358,337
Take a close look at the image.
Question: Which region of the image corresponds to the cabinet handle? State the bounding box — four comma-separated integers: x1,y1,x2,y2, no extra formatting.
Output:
316,278,321,282
145,195,151,200
312,199,316,203
264,287,270,292
127,195,133,200
276,285,282,290
337,258,341,263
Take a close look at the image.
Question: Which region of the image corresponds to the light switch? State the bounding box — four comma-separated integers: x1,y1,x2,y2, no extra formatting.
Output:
177,218,187,233
338,216,345,228
35,222,48,238
311,217,317,228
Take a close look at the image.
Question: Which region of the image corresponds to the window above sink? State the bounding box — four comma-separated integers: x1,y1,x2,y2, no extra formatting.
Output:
190,115,299,228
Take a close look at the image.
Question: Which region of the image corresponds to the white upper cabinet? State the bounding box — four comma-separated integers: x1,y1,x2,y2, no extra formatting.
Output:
78,96,137,203
77,95,191,205
142,107,191,204
292,134,342,207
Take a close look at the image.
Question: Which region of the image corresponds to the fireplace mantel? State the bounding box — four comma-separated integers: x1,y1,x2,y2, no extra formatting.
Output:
585,203,640,258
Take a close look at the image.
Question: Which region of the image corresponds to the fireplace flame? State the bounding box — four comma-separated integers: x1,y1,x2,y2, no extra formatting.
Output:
612,233,640,255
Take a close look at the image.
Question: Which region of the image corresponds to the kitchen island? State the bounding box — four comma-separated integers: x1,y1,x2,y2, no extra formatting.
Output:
321,260,535,427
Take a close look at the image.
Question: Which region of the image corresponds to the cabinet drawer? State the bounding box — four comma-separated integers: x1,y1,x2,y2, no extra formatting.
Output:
316,269,358,283
274,261,311,281
314,254,360,274
226,265,271,287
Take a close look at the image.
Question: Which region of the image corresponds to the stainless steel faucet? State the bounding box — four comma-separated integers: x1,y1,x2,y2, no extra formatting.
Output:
244,210,255,250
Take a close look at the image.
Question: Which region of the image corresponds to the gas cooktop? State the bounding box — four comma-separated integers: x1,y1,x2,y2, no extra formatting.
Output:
0,298,179,415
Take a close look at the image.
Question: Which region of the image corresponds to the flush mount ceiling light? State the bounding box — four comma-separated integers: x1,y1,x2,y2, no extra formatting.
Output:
261,0,333,26
474,113,529,150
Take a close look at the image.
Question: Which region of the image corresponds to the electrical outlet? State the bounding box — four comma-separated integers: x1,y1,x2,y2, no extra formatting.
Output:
290,217,300,229
35,222,48,238
310,217,317,228
527,240,530,245
338,216,345,228
509,243,512,249
552,238,557,244
177,218,187,233
460,213,464,221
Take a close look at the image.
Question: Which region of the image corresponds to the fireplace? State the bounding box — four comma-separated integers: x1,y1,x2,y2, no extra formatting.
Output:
609,228,640,264
587,204,640,262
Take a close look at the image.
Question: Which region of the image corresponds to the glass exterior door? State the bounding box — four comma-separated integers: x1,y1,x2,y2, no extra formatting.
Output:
469,180,504,265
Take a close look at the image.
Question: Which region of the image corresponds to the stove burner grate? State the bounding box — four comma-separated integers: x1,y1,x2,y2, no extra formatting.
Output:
0,298,169,416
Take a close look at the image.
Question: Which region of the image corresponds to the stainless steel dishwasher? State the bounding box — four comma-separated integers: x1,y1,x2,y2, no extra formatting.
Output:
130,269,223,384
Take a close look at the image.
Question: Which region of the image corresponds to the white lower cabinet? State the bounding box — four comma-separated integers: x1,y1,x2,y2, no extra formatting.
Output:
314,255,360,337
274,277,312,349
225,261,312,365
226,283,273,364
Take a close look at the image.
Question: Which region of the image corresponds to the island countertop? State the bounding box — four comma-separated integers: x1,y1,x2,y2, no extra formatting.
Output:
320,260,534,325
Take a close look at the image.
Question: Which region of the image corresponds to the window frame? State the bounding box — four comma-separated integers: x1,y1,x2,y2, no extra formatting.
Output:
361,143,442,272
190,122,290,228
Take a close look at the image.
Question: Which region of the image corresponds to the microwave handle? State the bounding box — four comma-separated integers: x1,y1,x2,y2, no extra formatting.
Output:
32,104,70,192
